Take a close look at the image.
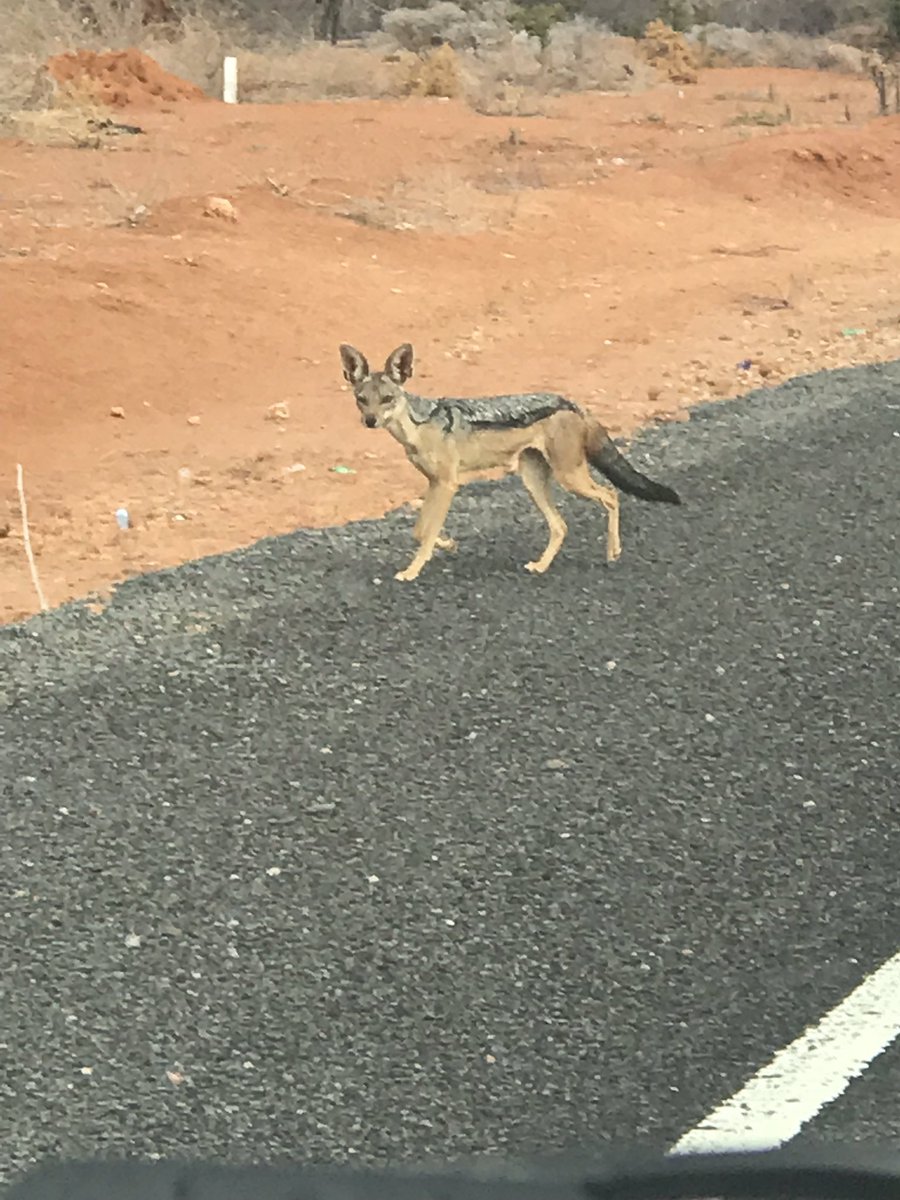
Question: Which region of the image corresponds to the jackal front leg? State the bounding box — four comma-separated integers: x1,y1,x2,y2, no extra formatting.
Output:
397,479,458,581
413,500,457,554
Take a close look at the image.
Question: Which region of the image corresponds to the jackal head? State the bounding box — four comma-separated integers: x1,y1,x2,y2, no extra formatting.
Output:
339,343,413,429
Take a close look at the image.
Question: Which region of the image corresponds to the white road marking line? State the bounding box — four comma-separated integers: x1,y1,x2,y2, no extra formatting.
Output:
670,948,900,1155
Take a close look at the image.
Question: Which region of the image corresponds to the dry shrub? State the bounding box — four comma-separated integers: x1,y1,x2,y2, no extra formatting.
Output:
726,106,790,126
380,0,513,53
461,19,655,112
471,33,543,84
687,24,868,74
473,146,550,190
338,166,507,233
236,43,404,101
639,19,699,84
143,12,249,93
831,22,884,51
400,43,464,97
542,22,657,91
0,59,115,147
0,105,102,147
0,0,151,109
383,2,473,52
0,0,81,110
813,40,867,73
2,0,146,55
468,79,547,114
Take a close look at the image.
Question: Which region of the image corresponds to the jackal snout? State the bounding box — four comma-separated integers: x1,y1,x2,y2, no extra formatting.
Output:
354,378,400,429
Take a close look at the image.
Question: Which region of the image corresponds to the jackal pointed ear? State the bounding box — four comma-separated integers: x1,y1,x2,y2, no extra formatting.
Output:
340,344,369,385
384,343,414,384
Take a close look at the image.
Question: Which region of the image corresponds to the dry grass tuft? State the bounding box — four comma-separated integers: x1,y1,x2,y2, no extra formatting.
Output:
0,67,115,147
236,42,405,102
337,165,513,233
1,105,101,147
726,106,792,127
467,79,547,116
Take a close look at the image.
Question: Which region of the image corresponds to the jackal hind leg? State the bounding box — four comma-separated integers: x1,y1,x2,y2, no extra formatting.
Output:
553,463,620,562
519,449,568,574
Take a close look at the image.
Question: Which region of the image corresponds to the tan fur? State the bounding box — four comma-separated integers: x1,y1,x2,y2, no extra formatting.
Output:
340,342,626,582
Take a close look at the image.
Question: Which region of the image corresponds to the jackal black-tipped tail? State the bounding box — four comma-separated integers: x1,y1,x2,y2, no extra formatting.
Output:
588,437,682,505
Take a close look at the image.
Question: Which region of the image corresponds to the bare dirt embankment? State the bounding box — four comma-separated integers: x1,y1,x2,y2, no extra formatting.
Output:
3,64,900,622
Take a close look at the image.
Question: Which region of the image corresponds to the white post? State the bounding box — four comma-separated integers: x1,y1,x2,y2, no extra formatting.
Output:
223,56,238,104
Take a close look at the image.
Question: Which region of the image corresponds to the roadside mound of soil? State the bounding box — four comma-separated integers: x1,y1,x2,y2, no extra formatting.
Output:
46,48,207,107
705,119,900,212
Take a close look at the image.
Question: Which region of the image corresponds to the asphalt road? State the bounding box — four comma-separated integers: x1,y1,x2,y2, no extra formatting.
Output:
1,362,898,1186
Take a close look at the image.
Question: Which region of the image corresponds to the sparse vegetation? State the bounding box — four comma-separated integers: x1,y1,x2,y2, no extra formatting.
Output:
686,23,868,72
727,105,792,125
336,166,515,233
0,0,880,132
0,0,239,106
235,43,404,101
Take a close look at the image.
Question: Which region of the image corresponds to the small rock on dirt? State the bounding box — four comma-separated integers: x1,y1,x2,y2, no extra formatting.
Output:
110,406,125,419
204,196,237,222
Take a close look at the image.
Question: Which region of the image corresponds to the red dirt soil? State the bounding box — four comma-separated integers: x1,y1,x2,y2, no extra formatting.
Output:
3,65,900,623
46,48,207,107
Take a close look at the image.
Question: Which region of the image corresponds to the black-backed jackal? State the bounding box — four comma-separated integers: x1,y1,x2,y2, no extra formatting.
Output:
340,342,681,582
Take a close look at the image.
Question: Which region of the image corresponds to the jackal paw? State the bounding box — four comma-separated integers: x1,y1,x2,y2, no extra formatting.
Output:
436,536,458,553
395,565,422,582
525,560,548,574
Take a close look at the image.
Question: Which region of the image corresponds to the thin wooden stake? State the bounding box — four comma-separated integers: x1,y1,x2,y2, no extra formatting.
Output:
16,463,49,612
